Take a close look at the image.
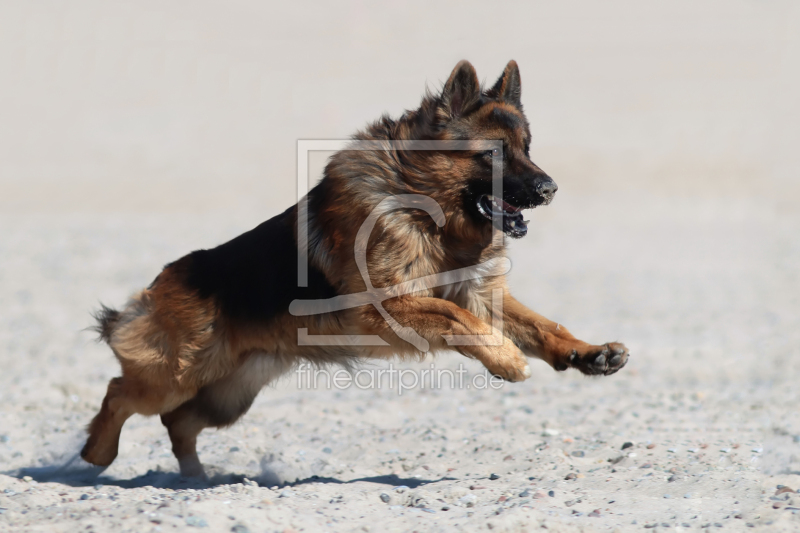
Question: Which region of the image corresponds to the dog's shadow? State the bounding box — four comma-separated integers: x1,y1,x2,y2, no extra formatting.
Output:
6,456,453,490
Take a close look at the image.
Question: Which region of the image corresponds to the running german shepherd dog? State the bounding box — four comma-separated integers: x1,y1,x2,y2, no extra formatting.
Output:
82,60,629,478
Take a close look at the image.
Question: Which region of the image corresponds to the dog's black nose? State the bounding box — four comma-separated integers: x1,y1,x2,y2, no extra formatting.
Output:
536,179,558,197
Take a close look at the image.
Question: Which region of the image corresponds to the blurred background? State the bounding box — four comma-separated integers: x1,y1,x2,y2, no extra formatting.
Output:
1,1,799,421
2,1,798,213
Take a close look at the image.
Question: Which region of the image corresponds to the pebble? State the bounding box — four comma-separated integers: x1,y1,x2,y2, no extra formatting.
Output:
22,476,32,482
518,489,531,498
621,442,633,450
663,494,671,499
794,435,800,443
565,473,577,480
684,493,692,499
457,494,477,507
646,444,656,449
185,516,208,528
548,490,555,497
532,491,547,499
667,448,676,453
776,487,795,495
489,473,500,480
231,525,251,533
380,493,391,503
322,447,332,454
80,494,90,501
571,450,585,457
0,435,9,443
668,475,677,482
279,490,294,498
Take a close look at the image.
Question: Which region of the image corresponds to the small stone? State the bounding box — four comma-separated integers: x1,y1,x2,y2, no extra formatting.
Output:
668,475,677,482
571,450,585,458
229,446,239,452
186,516,208,528
776,487,796,495
458,494,477,507
646,444,656,449
793,435,800,443
548,490,555,497
22,476,32,482
684,493,692,499
565,473,577,480
322,447,332,454
80,494,90,501
0,435,9,443
621,442,633,450
503,455,514,461
589,509,602,517
489,473,500,480
640,463,652,469
667,448,676,453
279,490,294,498
231,526,251,533
664,494,671,499
380,493,391,503
469,485,487,490
518,490,531,498
532,491,547,499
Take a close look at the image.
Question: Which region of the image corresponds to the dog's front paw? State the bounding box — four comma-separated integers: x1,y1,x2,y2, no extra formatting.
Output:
482,341,531,382
563,342,629,376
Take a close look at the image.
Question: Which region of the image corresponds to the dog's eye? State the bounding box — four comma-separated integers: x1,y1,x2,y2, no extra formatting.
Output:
524,143,530,156
484,148,500,158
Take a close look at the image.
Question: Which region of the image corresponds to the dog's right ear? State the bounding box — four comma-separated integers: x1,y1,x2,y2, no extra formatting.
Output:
440,60,481,120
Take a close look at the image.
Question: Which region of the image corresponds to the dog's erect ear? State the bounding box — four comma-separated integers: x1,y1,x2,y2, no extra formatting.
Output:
441,60,481,119
488,60,522,107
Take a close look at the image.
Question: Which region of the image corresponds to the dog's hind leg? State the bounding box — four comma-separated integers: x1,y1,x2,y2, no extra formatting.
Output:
82,375,193,467
81,378,132,467
160,354,291,478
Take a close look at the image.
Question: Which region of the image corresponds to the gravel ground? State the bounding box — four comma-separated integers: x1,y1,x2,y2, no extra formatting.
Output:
1,191,800,532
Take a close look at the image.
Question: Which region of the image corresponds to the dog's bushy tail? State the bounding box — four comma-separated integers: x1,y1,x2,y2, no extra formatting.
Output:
92,304,121,344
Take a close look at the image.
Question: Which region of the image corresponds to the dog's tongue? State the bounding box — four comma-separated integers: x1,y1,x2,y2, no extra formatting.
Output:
490,196,522,214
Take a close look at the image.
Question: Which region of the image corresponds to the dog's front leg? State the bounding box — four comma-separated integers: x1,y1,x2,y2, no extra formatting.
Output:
502,293,629,376
363,296,531,382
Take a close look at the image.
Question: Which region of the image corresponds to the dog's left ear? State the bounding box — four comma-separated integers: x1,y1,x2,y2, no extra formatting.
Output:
440,60,482,119
488,60,522,107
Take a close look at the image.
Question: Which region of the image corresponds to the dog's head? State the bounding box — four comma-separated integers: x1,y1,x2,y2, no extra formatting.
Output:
425,60,557,239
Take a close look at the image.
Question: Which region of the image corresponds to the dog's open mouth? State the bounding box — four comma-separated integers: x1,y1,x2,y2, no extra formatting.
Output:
476,194,530,238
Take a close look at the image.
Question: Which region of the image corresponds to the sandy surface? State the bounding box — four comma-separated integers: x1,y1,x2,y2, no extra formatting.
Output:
1,191,799,532
2,1,800,531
